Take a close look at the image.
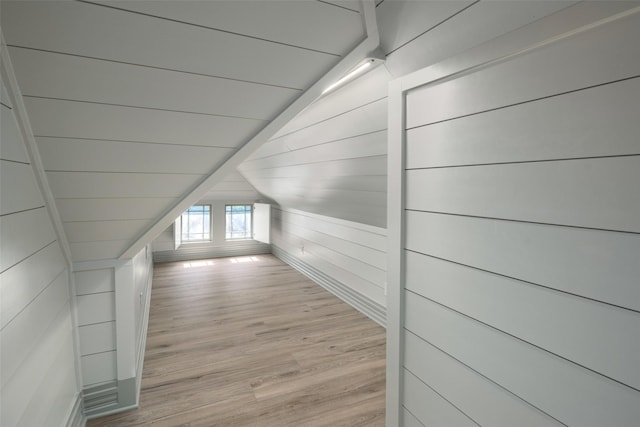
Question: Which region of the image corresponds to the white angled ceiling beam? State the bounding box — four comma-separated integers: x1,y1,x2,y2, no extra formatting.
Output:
120,0,380,259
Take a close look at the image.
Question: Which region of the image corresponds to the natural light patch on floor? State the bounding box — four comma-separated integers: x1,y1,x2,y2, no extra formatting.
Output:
230,256,261,264
183,260,215,268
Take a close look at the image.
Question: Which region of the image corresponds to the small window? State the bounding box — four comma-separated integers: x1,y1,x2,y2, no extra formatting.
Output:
181,204,211,242
226,204,252,240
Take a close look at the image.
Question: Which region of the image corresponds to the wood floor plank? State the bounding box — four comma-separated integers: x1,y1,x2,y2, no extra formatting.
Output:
87,254,386,426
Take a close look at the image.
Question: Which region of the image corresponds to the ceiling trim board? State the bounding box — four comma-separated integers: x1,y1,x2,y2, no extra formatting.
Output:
0,31,73,266
119,0,381,259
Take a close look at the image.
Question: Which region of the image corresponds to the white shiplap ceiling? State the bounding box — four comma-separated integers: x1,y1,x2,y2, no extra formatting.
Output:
1,0,366,262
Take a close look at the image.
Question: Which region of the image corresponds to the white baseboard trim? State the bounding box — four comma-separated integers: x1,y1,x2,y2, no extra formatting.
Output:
272,245,386,327
65,392,85,427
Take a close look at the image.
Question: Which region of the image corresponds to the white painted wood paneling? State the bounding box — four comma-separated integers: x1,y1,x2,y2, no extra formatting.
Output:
55,197,176,222
405,211,640,312
244,156,387,179
17,340,78,427
402,368,480,427
406,156,640,233
74,269,114,296
406,251,640,391
100,0,364,55
276,214,386,270
0,271,69,388
0,242,66,329
392,8,640,426
270,66,391,140
203,185,262,201
47,171,202,199
77,292,115,326
271,207,386,309
64,220,153,243
0,70,79,427
0,160,44,215
239,62,389,228
81,351,117,387
0,207,56,272
384,1,577,78
405,296,640,426
404,334,565,427
242,130,387,171
8,46,299,121
377,1,475,54
1,1,338,89
79,322,116,356
1,319,75,426
0,104,28,163
406,76,640,169
277,208,386,252
276,97,387,152
24,97,263,148
37,137,233,174
70,240,132,263
405,10,640,128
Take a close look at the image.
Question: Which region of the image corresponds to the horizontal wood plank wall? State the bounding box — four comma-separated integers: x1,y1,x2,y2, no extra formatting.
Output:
238,65,391,228
271,207,386,326
0,81,81,426
399,10,640,427
74,268,117,387
75,246,154,418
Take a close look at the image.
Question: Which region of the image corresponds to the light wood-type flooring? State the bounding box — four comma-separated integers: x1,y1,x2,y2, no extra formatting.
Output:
88,254,386,426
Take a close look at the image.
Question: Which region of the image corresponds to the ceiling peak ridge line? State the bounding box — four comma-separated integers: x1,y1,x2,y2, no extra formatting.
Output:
7,45,304,92
23,95,268,122
0,31,73,266
118,0,381,260
77,0,341,58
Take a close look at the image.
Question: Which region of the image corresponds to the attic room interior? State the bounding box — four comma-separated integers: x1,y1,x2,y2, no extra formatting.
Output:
1,1,639,426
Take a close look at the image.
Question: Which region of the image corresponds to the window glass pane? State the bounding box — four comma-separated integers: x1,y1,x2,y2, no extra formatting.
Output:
180,204,211,242
225,204,252,240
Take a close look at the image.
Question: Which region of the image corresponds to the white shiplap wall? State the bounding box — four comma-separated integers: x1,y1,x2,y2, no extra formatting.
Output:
271,207,386,326
391,8,640,426
74,244,153,416
1,77,82,426
239,64,391,228
75,268,116,387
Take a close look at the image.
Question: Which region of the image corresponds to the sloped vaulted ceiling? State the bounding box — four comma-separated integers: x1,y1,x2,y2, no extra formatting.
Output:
0,0,366,262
